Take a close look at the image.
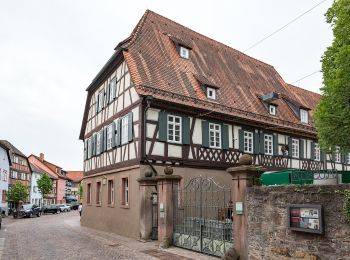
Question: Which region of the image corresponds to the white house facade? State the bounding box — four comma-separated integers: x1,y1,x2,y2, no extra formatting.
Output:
0,145,10,215
30,170,43,206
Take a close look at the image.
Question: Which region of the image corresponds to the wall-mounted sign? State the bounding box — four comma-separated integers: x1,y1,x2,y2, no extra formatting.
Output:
288,204,324,234
236,202,243,215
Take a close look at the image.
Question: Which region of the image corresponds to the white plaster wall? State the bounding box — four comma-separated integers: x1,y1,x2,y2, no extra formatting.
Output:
192,119,202,144
233,126,241,149
168,144,182,158
147,108,160,121
152,142,164,156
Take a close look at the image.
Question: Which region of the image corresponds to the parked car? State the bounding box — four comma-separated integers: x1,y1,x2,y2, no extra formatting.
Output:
58,204,71,212
13,204,42,218
70,202,80,210
42,204,61,214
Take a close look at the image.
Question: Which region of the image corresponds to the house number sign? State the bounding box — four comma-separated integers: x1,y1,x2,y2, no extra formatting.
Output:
288,204,324,234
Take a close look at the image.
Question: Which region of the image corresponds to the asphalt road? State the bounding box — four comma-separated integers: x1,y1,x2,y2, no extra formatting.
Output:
0,211,215,260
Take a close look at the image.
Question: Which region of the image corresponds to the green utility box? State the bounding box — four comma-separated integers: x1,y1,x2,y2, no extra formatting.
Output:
261,169,313,186
341,171,350,183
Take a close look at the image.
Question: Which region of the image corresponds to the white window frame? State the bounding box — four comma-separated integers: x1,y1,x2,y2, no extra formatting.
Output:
314,143,321,161
300,109,308,124
109,79,116,103
209,123,221,149
244,131,253,154
269,105,276,115
167,115,182,144
264,134,273,155
121,115,129,145
108,180,114,205
292,139,299,158
96,132,101,155
335,146,341,163
87,138,92,158
207,87,216,100
106,124,113,150
179,46,189,59
123,178,129,206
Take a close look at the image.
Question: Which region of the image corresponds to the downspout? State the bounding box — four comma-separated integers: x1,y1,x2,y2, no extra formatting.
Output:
143,96,158,176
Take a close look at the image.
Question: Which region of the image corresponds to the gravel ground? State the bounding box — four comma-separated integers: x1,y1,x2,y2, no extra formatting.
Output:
0,211,216,260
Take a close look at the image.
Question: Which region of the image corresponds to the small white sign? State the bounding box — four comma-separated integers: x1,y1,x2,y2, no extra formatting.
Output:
236,202,243,215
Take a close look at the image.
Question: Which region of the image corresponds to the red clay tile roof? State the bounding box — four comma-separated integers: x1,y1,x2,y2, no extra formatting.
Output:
66,171,83,183
80,10,321,139
28,155,58,180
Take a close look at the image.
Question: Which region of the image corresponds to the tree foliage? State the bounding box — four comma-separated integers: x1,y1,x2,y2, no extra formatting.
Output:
7,182,29,204
37,173,53,199
315,0,350,153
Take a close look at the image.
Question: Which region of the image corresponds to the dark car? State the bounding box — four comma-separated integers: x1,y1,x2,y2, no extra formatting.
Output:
13,204,42,218
42,204,61,214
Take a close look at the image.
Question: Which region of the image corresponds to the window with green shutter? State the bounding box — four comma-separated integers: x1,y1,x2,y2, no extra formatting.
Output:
158,112,168,142
201,120,209,148
128,112,133,142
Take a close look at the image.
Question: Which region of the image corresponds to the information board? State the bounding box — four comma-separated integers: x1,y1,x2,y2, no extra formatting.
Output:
288,204,324,234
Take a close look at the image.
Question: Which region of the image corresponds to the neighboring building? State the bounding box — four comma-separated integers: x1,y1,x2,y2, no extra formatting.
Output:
29,163,44,206
0,140,32,207
66,171,83,202
79,10,350,239
0,143,11,215
28,155,58,205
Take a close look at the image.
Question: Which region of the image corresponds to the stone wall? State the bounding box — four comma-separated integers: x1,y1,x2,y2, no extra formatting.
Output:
247,184,350,260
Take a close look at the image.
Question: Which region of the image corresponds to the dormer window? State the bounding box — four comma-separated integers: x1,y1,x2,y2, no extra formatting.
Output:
300,109,308,123
269,105,276,115
207,87,216,100
179,46,189,59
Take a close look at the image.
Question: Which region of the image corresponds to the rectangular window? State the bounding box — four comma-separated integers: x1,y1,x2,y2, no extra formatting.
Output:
207,87,216,100
96,182,101,205
108,180,114,205
314,143,320,161
209,123,221,148
300,109,308,124
244,131,253,153
122,178,129,206
96,132,101,155
13,156,18,164
109,79,116,103
106,124,113,150
335,147,341,163
121,115,129,145
167,115,182,143
292,139,299,158
269,105,276,115
97,91,104,112
264,134,273,155
87,183,91,204
179,46,189,59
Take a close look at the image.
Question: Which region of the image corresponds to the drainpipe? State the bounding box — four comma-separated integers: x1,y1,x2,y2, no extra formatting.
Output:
143,96,158,176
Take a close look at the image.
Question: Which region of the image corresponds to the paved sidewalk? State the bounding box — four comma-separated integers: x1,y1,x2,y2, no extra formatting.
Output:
0,212,217,260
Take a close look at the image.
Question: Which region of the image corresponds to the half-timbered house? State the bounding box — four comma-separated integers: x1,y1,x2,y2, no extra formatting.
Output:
79,10,350,239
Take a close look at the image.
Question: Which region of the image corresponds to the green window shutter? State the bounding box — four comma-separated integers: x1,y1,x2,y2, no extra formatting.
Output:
84,140,88,160
310,141,315,160
288,137,293,157
92,134,97,156
273,134,278,156
111,122,116,148
320,150,326,162
258,132,264,154
106,84,110,105
103,127,107,152
128,112,133,142
341,154,346,164
95,95,99,113
222,124,229,150
201,120,209,148
253,132,259,154
158,112,168,142
182,117,190,145
332,152,336,162
299,139,304,159
116,119,121,147
113,78,117,99
238,129,244,152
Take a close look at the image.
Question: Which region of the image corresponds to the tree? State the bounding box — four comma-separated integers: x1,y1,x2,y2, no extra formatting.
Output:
37,173,53,200
315,0,350,153
8,182,29,206
79,184,83,199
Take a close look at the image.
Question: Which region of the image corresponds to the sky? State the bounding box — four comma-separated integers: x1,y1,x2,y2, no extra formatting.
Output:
0,0,333,170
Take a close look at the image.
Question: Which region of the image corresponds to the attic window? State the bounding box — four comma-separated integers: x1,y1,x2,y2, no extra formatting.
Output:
207,87,216,100
269,105,276,115
300,109,308,123
179,46,189,59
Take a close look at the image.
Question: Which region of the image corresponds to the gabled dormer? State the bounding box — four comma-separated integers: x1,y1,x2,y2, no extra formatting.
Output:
168,34,193,60
260,92,279,116
194,74,219,101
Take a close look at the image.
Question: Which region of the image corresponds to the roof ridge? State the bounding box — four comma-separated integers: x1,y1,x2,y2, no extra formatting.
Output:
145,10,276,69
287,83,321,96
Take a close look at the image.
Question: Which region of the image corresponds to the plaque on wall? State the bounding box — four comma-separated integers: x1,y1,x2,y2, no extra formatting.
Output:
288,204,324,234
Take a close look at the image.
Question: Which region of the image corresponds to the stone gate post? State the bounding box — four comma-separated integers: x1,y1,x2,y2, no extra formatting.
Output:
137,176,157,240
226,155,265,260
156,169,181,248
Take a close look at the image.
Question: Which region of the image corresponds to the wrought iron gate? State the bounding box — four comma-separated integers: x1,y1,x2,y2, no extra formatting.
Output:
173,176,233,257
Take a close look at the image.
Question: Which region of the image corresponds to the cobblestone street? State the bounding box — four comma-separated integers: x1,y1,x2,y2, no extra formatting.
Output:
0,211,216,260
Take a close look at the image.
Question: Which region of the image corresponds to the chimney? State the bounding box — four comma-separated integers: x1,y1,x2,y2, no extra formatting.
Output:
40,153,44,162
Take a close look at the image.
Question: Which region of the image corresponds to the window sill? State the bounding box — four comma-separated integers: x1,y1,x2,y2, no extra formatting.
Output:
121,204,130,209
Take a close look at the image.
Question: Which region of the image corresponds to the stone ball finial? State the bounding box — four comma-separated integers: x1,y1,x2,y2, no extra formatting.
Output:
239,154,253,165
164,166,173,175
144,170,153,178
